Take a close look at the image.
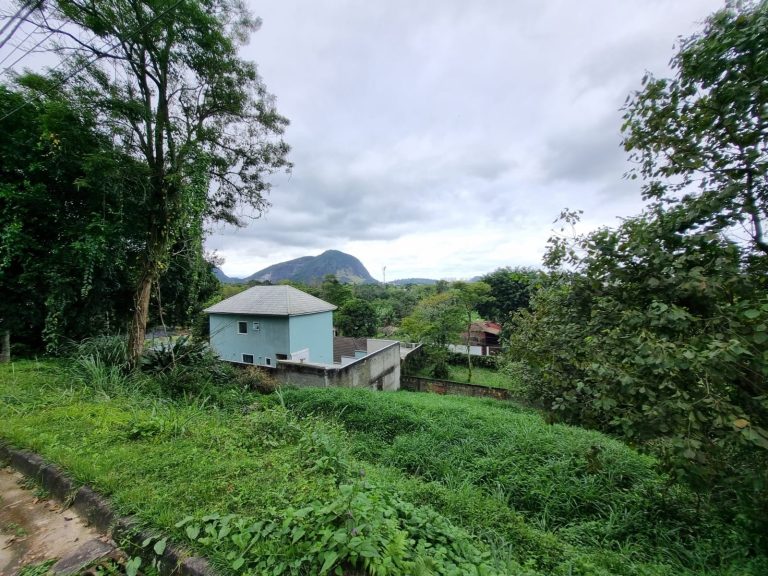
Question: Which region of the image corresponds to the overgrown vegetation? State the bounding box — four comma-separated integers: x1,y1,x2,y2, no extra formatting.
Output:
3,359,766,575
505,0,768,552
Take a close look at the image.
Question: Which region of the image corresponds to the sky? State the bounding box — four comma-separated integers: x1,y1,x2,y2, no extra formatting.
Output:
1,0,725,282
205,0,725,282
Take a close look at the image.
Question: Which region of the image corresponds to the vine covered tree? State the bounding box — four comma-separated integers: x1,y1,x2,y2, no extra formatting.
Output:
0,82,142,354
20,0,290,363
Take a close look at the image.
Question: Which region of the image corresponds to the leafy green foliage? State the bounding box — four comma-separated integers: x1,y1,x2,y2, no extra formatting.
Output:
622,1,768,259
401,292,463,378
0,84,142,354
280,387,768,574
336,298,378,337
477,267,544,323
27,0,290,362
510,209,768,547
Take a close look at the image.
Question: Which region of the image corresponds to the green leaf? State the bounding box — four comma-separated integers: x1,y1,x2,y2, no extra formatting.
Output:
154,537,167,555
174,515,194,528
744,308,760,319
321,550,339,574
186,524,201,540
232,557,245,570
125,557,142,576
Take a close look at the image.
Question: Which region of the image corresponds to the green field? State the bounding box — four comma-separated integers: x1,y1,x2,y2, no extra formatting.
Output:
415,363,517,390
1,360,764,575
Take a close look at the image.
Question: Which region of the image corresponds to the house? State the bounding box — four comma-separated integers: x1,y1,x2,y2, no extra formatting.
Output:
449,321,502,356
467,321,502,349
204,285,336,366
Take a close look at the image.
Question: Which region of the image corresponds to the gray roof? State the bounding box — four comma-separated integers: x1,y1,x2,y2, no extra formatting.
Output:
204,285,337,316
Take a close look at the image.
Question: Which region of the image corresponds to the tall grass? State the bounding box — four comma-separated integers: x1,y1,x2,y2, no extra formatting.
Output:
278,387,766,574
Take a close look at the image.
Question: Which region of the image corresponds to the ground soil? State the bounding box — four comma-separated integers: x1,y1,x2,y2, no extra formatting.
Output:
0,466,113,575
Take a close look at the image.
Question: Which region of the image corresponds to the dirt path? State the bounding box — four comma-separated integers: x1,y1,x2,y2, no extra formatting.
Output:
0,466,117,575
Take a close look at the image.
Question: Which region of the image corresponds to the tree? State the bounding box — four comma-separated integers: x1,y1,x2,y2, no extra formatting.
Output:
401,291,462,378
319,274,352,307
0,81,142,354
25,0,290,364
507,1,768,540
509,208,768,545
476,267,543,323
452,281,491,382
622,0,768,260
336,298,377,338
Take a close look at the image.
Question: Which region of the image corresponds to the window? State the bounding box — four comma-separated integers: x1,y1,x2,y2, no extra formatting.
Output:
238,321,247,334
252,321,260,331
242,354,254,364
265,357,272,366
276,353,288,361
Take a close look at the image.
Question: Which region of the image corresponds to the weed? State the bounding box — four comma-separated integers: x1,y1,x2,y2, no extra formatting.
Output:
18,559,56,576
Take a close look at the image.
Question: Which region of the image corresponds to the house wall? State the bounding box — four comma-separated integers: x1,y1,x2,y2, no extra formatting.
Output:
208,314,289,366
289,312,334,364
274,339,400,391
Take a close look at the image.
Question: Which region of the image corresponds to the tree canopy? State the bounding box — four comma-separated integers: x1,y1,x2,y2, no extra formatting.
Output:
20,0,290,362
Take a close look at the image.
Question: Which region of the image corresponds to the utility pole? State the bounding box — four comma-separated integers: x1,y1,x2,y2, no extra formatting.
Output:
382,265,387,286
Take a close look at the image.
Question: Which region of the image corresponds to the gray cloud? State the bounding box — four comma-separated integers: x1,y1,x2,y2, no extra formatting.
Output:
200,0,724,278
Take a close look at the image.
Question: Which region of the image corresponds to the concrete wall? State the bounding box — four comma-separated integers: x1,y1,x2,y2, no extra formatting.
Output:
400,375,513,401
275,339,401,391
209,314,289,366
289,312,334,365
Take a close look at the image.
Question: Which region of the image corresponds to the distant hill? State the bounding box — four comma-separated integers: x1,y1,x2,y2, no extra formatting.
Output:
390,278,438,286
213,268,240,284
224,250,377,285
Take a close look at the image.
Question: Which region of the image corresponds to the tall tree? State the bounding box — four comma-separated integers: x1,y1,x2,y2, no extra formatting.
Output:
477,267,542,323
24,0,290,363
336,298,377,338
401,291,462,379
622,0,768,260
452,281,491,383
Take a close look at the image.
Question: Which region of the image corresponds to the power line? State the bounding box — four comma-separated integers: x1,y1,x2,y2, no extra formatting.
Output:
0,29,54,74
0,0,38,49
0,0,185,123
0,21,37,66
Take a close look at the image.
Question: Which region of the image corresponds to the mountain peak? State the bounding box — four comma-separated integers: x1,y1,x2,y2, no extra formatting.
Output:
225,250,377,285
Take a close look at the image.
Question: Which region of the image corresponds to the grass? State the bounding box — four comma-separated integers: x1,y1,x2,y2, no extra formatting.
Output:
415,363,517,390
1,359,766,575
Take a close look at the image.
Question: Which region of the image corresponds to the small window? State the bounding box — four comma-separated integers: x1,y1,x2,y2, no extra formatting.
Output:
253,321,260,331
238,321,248,334
276,353,288,361
242,354,254,364
265,357,272,366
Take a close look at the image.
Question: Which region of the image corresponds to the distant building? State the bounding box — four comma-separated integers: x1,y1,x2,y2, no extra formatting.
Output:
205,284,403,391
205,285,336,366
449,321,502,356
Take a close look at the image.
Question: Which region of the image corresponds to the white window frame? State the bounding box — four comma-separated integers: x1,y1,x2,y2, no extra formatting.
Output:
253,321,260,331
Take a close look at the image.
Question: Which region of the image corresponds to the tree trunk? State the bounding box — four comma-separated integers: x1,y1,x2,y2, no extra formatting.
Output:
0,330,9,363
127,272,154,367
466,317,473,383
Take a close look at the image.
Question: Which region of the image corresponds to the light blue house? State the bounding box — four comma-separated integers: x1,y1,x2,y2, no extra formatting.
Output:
204,285,336,366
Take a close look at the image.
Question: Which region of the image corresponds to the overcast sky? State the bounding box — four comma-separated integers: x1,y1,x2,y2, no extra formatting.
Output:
206,0,725,281
2,0,725,281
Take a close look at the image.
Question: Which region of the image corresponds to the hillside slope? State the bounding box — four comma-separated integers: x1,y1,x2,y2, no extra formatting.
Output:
247,250,376,284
